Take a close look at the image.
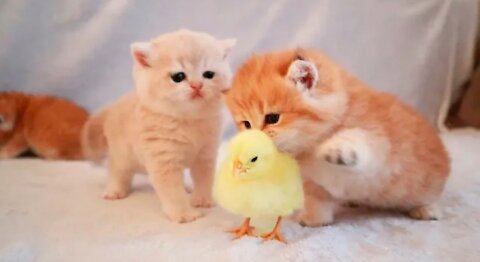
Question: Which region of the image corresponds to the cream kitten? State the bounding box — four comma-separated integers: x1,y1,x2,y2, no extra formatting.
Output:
225,49,450,226
82,29,235,223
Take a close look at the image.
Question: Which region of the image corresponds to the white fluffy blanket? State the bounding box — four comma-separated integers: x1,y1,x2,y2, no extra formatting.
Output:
1,129,479,262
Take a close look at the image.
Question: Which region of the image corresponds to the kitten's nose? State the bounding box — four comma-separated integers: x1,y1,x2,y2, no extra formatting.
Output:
189,82,203,91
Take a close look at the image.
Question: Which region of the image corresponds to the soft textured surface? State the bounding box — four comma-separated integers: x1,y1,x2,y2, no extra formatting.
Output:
0,0,477,128
0,129,479,261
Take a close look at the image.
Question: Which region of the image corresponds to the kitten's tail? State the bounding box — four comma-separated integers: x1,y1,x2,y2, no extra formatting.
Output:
81,109,108,165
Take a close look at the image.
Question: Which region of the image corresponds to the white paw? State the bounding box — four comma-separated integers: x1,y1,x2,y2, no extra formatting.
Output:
165,207,204,223
102,184,130,200
316,129,374,169
317,140,359,167
102,189,129,200
408,205,441,220
294,210,333,227
190,193,215,208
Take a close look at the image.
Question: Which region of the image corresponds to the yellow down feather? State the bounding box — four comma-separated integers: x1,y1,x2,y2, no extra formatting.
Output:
213,129,304,220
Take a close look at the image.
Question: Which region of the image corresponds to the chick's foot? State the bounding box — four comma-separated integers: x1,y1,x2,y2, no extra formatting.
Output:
226,218,255,239
260,217,286,243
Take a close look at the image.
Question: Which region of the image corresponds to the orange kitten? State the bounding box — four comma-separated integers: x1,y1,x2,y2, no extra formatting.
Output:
0,91,88,160
82,30,235,223
225,49,450,226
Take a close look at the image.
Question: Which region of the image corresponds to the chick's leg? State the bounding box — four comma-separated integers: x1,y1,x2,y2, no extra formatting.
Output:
226,218,254,239
260,217,286,243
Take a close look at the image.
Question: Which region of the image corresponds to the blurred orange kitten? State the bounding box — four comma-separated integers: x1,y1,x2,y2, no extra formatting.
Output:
0,91,88,160
225,49,450,226
82,30,235,223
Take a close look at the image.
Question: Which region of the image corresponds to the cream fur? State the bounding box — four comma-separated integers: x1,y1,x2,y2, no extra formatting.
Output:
83,30,235,223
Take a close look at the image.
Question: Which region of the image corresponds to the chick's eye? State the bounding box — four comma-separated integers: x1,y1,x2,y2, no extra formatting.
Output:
264,113,280,125
203,71,215,79
171,72,186,83
242,121,251,129
251,156,258,162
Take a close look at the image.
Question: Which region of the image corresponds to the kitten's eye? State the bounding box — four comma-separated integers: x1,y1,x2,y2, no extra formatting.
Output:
242,121,251,129
203,71,215,79
0,116,4,124
251,156,258,162
264,113,280,125
171,72,186,83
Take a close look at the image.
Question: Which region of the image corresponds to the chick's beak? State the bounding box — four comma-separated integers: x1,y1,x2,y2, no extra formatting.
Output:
233,159,246,176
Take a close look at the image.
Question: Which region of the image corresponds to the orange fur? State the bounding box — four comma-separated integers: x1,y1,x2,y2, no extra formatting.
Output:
225,49,450,226
0,91,89,160
82,30,235,223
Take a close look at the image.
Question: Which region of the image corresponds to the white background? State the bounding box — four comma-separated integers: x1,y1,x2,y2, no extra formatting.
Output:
0,0,477,133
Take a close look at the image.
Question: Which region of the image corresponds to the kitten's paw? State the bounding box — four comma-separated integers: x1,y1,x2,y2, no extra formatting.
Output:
102,185,130,200
316,128,386,173
317,140,358,167
407,205,441,220
103,190,129,200
166,207,204,223
294,210,333,227
190,193,215,208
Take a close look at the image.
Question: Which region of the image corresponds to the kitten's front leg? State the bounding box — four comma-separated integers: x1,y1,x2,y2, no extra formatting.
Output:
189,148,216,208
103,160,134,200
148,161,202,223
0,133,28,159
316,128,388,173
295,180,336,227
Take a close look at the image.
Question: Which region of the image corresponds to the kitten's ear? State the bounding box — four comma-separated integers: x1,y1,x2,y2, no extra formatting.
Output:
219,38,236,59
286,58,319,92
131,42,152,68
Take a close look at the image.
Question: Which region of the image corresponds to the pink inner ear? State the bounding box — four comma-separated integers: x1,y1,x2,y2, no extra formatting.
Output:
299,65,314,89
133,51,151,68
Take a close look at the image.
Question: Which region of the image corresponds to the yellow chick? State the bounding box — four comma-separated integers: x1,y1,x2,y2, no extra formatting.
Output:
213,129,304,243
